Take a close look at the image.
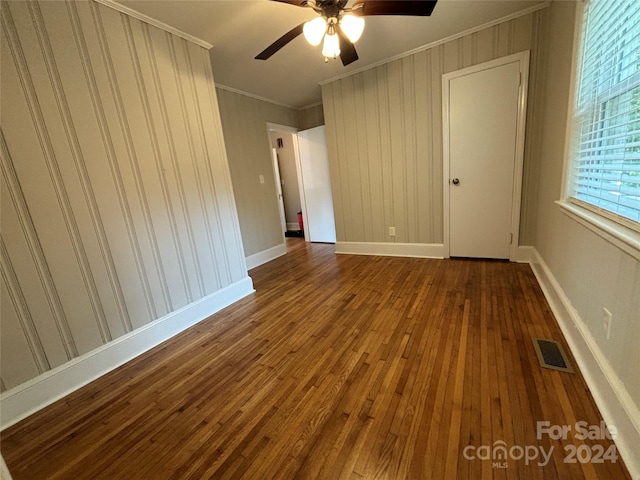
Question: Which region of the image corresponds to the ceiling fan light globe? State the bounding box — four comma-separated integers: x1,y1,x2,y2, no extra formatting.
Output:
340,14,364,43
322,32,341,58
303,17,326,46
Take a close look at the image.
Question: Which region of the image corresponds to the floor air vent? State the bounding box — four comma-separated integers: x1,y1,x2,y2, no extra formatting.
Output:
532,338,574,373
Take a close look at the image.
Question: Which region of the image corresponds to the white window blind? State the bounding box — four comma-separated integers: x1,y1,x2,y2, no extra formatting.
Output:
568,0,640,227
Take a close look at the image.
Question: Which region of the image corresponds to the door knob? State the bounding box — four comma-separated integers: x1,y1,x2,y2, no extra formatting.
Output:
452,178,460,185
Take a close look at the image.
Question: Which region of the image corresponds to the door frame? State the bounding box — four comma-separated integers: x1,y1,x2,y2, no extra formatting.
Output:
442,50,530,261
266,122,310,242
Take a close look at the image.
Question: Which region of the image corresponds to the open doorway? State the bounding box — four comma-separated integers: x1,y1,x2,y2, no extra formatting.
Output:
268,128,304,238
267,122,336,245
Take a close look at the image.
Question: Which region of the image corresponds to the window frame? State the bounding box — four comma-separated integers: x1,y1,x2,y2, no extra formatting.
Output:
559,0,640,260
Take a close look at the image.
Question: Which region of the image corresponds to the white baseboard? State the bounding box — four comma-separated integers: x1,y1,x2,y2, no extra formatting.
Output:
513,245,533,263
530,249,640,479
0,277,254,431
245,243,287,270
286,222,300,231
336,242,530,262
335,241,445,259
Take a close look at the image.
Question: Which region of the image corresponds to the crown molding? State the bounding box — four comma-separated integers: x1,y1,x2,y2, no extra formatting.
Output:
215,84,298,110
92,0,213,49
299,101,323,110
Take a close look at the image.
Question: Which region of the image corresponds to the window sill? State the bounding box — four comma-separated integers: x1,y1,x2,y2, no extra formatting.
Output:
555,200,640,262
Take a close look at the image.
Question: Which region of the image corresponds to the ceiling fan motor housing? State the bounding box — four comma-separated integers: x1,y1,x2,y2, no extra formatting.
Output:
256,0,438,65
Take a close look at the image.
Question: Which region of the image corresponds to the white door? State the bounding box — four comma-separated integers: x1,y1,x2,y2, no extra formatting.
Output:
297,126,336,243
445,53,528,259
271,148,287,235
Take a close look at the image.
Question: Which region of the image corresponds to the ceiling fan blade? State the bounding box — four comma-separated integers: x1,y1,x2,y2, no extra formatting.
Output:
255,23,305,60
336,25,359,66
269,0,309,6
353,0,437,16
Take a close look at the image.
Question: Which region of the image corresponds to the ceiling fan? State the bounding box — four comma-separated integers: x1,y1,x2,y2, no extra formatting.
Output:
255,0,438,66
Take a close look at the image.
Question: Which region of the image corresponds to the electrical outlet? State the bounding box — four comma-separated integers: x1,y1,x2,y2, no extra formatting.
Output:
388,226,396,237
602,307,612,340
259,174,265,184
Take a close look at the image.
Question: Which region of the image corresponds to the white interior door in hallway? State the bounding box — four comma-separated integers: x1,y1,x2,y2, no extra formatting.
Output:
271,147,287,235
297,126,336,244
443,51,529,260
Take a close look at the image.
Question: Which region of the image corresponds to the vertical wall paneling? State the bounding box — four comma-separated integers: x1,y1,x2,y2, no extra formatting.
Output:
321,85,342,239
430,44,444,242
198,51,241,285
4,3,106,354
137,22,200,303
344,77,365,241
0,278,41,389
187,45,227,290
0,0,248,392
0,131,76,369
68,0,158,327
352,77,371,242
353,76,371,242
91,1,171,318
121,13,191,310
387,61,404,240
361,70,384,243
31,1,129,340
322,11,542,247
475,27,495,65
0,239,49,375
167,36,216,295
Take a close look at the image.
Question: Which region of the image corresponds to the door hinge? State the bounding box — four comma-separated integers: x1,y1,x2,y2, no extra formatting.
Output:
510,233,513,245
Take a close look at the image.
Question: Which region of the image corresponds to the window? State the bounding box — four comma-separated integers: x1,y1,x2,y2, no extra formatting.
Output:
567,0,640,229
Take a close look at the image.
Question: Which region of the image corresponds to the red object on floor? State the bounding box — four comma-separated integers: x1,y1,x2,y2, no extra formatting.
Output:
297,211,304,232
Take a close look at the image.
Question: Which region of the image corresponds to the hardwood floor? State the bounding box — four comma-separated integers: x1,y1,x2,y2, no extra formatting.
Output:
1,239,631,479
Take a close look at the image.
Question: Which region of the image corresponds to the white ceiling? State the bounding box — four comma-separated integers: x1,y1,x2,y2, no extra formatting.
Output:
118,0,546,108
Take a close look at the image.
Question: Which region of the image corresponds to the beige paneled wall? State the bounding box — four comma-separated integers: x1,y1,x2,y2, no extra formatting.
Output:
0,0,247,391
298,103,325,130
322,9,546,245
216,88,299,257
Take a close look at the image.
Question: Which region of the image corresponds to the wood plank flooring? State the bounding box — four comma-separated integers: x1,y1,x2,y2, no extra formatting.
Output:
1,239,631,479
